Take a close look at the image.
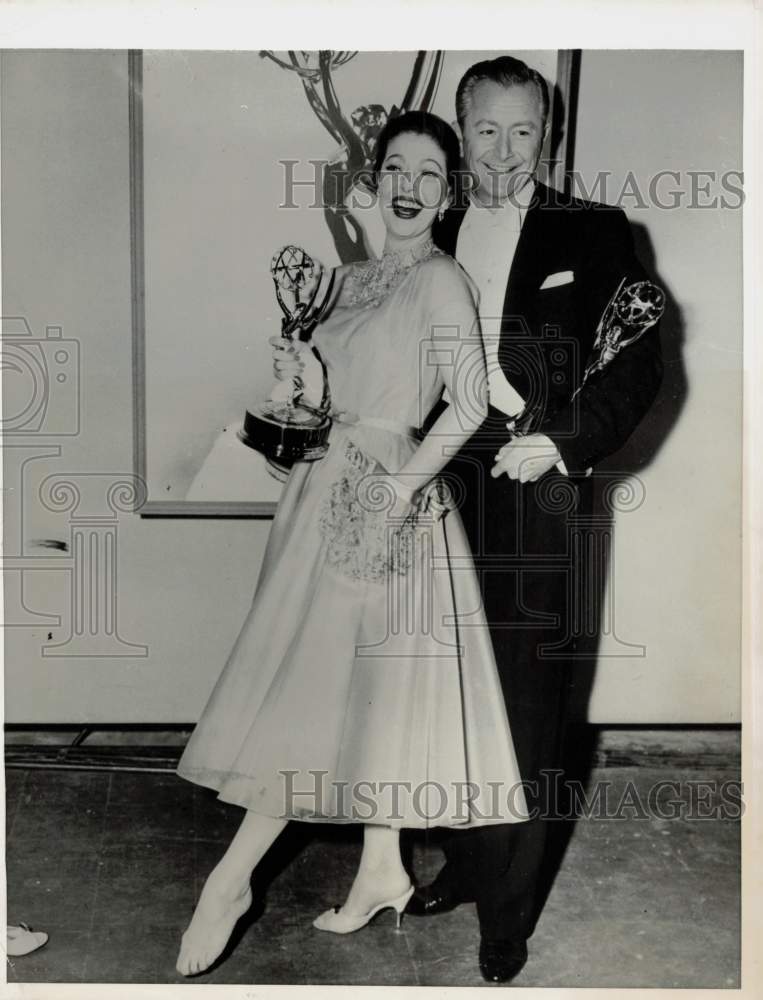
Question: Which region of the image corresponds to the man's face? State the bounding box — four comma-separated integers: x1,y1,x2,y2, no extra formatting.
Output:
461,79,548,207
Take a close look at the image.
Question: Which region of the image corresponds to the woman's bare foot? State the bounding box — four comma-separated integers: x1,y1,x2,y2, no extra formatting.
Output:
176,876,253,977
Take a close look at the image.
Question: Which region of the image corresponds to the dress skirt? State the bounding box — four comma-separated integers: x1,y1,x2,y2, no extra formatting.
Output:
177,421,528,829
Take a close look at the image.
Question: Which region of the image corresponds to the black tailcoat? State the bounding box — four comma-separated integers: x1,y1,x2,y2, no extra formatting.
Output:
431,181,663,942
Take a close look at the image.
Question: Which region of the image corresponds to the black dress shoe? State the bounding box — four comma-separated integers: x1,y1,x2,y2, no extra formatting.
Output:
405,880,465,916
478,938,528,983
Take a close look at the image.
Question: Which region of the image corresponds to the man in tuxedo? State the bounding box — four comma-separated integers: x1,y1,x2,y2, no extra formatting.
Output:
411,56,664,982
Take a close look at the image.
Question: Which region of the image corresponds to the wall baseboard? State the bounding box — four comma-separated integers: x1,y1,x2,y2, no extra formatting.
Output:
4,724,740,774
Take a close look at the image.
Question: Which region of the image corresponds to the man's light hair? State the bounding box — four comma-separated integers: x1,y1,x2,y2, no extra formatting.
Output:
456,55,550,128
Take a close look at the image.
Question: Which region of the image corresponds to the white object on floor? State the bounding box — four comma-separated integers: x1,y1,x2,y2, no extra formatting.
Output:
7,923,49,957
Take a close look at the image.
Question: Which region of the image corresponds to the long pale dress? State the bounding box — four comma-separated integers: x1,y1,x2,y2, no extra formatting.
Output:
177,253,528,829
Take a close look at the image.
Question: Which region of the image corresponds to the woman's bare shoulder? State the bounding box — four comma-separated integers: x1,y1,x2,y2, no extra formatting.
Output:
421,253,477,306
422,252,467,280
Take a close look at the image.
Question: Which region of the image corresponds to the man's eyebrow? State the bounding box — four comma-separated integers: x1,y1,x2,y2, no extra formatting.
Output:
384,152,404,160
473,118,538,129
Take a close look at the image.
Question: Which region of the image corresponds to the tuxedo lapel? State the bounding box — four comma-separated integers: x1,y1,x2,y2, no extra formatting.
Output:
502,181,558,320
440,180,565,324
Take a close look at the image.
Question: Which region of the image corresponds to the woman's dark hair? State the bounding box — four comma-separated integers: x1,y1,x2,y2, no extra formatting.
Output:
372,110,460,191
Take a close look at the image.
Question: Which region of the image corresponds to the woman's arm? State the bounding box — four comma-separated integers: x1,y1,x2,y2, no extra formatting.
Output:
392,266,488,502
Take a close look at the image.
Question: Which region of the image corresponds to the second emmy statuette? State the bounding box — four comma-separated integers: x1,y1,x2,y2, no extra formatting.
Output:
239,246,334,478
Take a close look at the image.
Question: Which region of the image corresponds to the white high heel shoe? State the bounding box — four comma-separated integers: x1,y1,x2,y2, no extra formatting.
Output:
312,884,415,934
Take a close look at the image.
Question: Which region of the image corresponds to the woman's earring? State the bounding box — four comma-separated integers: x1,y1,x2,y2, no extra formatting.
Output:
437,206,445,222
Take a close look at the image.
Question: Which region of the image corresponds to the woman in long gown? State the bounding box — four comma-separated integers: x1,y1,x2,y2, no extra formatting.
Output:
175,111,528,976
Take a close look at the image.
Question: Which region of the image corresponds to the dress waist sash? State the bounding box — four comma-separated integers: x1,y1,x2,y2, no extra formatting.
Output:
331,409,420,441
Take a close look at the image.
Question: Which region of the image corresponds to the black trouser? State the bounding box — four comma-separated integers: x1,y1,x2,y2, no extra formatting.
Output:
440,418,583,942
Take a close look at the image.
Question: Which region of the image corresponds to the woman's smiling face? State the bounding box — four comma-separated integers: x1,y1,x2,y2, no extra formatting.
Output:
377,132,450,244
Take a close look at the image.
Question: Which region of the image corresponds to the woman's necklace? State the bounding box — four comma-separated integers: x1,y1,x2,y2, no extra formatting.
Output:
345,238,443,310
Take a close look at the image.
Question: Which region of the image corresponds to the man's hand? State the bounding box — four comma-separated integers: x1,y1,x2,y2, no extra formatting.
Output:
492,433,562,483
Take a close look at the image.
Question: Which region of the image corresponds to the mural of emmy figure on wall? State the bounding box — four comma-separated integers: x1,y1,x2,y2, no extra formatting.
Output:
260,49,444,265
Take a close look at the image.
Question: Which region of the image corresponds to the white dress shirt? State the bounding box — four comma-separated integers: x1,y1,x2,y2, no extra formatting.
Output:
456,181,535,417
456,182,572,476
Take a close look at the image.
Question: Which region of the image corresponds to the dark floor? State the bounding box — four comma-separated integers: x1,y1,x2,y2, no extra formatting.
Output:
5,758,740,987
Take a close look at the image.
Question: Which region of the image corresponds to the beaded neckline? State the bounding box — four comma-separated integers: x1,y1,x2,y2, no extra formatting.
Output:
345,238,444,310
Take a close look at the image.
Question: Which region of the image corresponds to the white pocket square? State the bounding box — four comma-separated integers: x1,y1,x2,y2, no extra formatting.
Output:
540,270,574,290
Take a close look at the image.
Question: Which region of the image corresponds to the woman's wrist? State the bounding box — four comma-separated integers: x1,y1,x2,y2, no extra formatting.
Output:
389,476,419,506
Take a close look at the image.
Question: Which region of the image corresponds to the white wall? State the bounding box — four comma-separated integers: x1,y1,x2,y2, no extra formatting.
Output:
2,50,273,722
1,49,742,722
571,50,742,721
